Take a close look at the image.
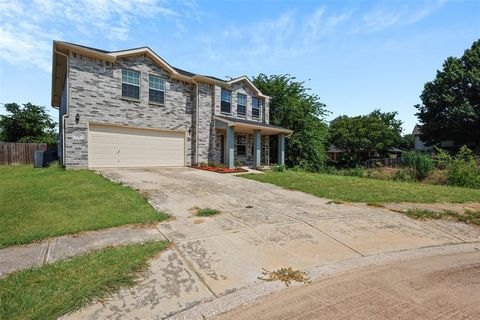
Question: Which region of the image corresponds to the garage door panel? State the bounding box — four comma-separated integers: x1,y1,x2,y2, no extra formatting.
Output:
88,124,185,168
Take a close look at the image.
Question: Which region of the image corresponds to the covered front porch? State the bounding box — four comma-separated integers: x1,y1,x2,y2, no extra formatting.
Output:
213,115,293,169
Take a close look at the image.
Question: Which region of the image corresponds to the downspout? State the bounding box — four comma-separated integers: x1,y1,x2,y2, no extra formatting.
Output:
55,49,69,166
192,79,199,165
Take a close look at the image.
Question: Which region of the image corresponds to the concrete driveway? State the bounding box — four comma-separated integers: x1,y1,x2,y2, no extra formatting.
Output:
64,167,480,320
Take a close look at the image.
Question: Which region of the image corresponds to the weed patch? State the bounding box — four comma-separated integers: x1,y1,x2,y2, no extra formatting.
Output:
258,267,310,287
196,208,221,217
404,208,480,225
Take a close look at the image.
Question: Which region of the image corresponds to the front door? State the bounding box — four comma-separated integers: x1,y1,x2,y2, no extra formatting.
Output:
220,135,225,164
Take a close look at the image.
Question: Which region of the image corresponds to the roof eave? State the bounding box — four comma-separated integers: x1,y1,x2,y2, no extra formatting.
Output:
213,115,293,135
227,75,271,99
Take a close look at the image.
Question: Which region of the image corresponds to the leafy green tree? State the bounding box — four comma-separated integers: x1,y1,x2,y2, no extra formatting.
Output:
328,109,403,162
0,103,57,143
415,39,480,148
253,74,329,171
398,133,415,151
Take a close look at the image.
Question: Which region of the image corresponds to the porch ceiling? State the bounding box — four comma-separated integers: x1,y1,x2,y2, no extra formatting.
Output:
213,115,293,136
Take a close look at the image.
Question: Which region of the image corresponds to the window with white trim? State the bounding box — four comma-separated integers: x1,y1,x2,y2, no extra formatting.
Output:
221,89,231,113
122,69,140,99
149,74,165,104
252,97,261,118
237,93,246,116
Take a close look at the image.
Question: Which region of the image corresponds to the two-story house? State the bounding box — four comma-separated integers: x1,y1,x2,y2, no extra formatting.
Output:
51,41,292,169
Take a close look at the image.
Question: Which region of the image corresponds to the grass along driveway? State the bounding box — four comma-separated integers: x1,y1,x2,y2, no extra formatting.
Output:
0,241,169,320
243,171,480,203
0,166,168,248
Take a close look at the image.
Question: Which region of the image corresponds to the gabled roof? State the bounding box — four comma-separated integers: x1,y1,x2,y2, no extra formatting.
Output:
412,125,422,135
227,76,270,98
51,41,269,107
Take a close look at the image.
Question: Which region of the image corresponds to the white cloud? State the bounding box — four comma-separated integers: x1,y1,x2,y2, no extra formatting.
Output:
302,7,350,42
0,0,182,72
360,1,445,33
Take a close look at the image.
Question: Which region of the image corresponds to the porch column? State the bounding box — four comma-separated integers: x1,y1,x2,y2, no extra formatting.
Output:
278,132,285,165
226,125,235,169
253,129,261,168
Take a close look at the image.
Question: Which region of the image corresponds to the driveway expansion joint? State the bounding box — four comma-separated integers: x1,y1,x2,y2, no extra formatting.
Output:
173,245,218,299
303,220,366,257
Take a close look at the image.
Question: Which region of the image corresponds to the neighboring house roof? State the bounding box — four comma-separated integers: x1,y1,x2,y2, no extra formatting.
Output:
213,115,293,135
51,41,270,107
412,125,422,135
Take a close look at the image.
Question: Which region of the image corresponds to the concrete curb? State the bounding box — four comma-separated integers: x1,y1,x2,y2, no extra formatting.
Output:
167,241,480,320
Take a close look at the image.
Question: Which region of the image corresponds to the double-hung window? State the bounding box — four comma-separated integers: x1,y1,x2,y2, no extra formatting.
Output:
237,93,246,116
122,69,140,99
252,97,261,118
237,135,246,155
221,89,231,113
149,74,165,104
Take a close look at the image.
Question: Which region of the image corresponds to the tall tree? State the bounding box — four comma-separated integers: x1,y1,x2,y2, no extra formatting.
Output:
253,74,329,171
415,39,480,148
329,109,403,161
398,133,415,151
0,103,57,143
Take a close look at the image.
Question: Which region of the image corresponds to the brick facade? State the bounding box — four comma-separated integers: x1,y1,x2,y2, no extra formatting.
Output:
59,51,273,168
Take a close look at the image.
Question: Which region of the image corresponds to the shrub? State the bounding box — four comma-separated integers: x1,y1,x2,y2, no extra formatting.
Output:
401,151,434,180
392,168,415,182
199,162,207,167
340,167,365,178
207,161,216,167
272,164,286,172
234,159,242,168
446,146,480,188
48,160,61,168
320,166,338,175
433,148,452,169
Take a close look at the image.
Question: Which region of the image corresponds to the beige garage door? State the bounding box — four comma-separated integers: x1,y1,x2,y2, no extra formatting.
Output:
88,124,185,168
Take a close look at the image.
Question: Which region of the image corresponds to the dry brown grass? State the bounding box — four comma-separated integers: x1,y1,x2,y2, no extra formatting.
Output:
258,267,310,287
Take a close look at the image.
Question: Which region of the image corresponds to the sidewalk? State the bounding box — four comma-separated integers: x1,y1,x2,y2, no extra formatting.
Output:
0,224,167,277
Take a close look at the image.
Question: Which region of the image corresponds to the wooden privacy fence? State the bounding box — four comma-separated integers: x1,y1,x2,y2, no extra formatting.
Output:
0,142,57,165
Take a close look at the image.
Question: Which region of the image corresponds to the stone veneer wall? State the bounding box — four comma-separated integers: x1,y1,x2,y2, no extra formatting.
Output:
213,131,270,166
196,82,215,164
65,53,195,168
213,82,269,124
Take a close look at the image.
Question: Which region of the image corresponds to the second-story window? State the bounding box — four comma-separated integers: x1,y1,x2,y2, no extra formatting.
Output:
237,93,246,116
122,69,140,99
221,89,231,114
252,97,261,118
149,74,165,104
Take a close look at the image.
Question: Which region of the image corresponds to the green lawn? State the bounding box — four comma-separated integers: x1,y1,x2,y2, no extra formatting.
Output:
0,241,169,320
243,171,480,203
0,166,168,248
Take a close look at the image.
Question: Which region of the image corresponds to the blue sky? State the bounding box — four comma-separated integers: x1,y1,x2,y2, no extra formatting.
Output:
0,0,479,134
